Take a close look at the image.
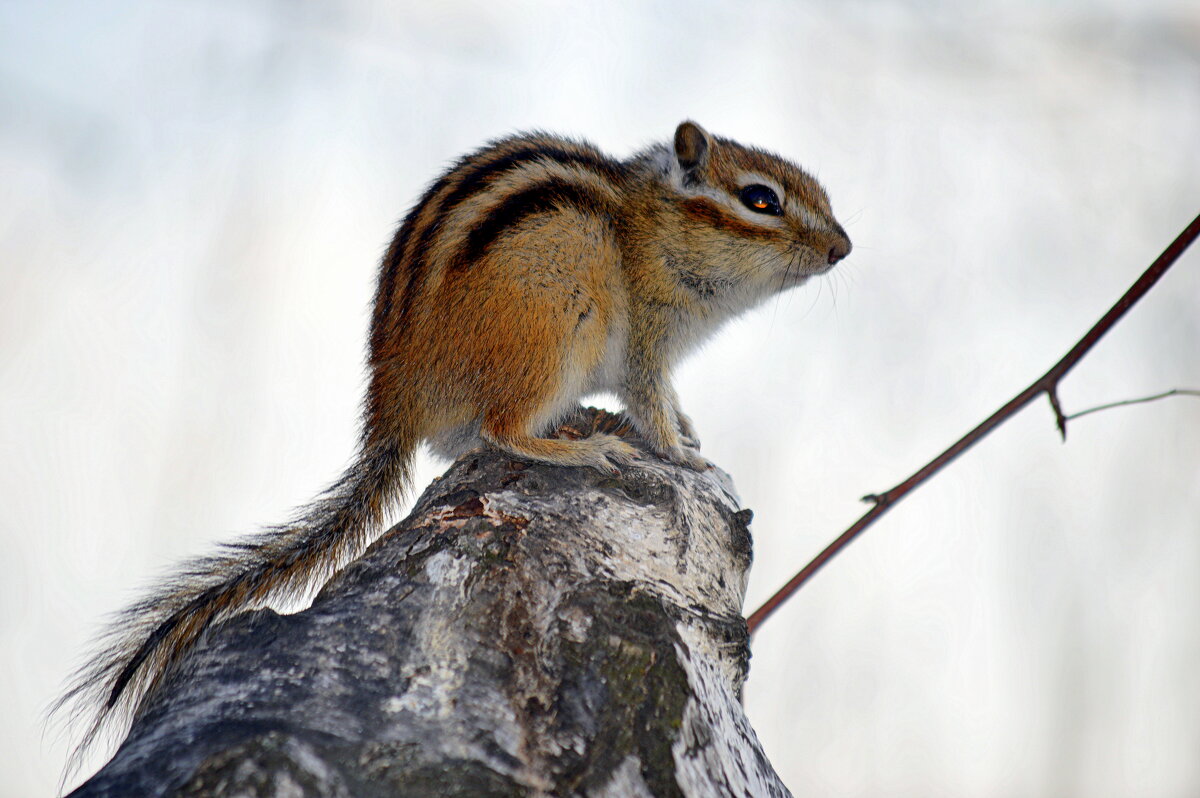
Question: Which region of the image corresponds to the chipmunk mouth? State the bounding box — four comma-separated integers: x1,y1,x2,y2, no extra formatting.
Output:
783,249,835,282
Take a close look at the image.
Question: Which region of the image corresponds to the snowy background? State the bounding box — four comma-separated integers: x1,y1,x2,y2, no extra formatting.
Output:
2,1,1199,795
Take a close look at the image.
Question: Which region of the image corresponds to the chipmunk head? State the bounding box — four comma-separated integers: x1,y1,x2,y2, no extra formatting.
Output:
658,120,851,299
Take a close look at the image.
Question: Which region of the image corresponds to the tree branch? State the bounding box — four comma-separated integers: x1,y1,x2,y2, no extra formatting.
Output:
1064,388,1200,421
747,211,1200,635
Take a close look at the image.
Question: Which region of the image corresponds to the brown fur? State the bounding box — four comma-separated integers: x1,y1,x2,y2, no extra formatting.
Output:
58,122,850,770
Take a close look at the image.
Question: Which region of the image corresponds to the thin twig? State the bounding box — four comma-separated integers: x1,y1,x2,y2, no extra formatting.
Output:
1064,389,1200,421
746,211,1200,635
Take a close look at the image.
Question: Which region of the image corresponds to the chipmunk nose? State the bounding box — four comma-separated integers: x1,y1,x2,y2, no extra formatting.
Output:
827,234,852,265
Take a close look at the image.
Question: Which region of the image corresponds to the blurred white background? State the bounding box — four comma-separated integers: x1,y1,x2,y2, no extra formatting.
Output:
2,1,1198,795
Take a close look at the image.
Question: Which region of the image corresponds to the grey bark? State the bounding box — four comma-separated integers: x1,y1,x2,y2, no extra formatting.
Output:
71,410,791,797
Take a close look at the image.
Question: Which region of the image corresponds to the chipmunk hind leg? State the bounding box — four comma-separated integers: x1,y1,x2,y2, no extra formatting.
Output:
481,422,638,475
476,262,636,469
475,306,638,474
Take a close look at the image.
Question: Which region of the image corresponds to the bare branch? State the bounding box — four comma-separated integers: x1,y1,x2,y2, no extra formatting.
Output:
747,211,1200,635
1064,389,1200,421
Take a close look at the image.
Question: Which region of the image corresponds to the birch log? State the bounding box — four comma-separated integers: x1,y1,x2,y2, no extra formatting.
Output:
70,410,791,798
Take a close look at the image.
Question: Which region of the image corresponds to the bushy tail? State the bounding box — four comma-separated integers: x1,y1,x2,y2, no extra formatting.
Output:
54,440,410,774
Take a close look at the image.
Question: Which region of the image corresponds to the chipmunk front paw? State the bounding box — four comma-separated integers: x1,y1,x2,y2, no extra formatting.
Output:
657,444,711,472
676,412,701,449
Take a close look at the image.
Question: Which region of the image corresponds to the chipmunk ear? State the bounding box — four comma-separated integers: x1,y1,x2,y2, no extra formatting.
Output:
674,121,711,174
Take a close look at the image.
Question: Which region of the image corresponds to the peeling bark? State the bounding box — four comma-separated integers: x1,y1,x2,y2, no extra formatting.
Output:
71,410,791,797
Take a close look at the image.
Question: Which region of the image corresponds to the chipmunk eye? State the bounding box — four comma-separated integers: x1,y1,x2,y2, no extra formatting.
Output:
739,184,783,216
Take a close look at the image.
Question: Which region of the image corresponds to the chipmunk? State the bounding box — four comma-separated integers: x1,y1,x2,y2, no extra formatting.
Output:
59,121,850,759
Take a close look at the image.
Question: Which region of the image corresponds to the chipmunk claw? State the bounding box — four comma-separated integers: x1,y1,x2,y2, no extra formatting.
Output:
658,444,711,472
587,434,640,474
